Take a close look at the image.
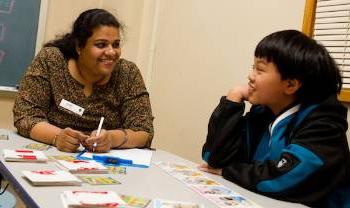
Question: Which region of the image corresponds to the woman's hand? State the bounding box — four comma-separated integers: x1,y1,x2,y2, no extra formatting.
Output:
226,85,249,103
198,163,223,175
55,128,88,152
83,129,112,152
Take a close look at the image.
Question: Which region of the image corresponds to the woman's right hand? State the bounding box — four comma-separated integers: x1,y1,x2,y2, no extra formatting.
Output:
226,85,249,103
55,128,88,152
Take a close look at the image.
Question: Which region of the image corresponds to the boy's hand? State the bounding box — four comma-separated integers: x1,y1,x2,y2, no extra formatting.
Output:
55,128,88,152
226,85,249,103
198,163,223,175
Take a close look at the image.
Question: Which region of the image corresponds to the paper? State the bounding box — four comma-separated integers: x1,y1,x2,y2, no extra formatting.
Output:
79,148,153,168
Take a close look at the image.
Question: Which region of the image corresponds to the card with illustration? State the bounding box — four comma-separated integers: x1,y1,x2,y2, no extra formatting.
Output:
78,176,121,185
168,169,203,178
48,155,76,162
182,176,219,186
119,194,151,208
191,185,233,196
0,134,9,140
206,194,260,208
153,199,203,208
155,162,191,171
24,143,50,151
107,166,127,174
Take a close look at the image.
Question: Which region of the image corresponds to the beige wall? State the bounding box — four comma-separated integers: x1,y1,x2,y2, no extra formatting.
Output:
1,0,349,163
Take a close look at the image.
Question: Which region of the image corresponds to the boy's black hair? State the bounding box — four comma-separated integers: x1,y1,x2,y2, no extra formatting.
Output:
254,30,342,104
45,8,122,60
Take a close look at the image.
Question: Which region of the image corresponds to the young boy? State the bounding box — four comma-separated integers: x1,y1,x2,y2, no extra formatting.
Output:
200,30,350,207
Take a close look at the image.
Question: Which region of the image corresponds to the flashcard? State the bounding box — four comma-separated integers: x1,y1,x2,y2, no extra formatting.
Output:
107,166,127,174
153,199,203,208
78,176,121,185
119,194,151,208
24,143,50,151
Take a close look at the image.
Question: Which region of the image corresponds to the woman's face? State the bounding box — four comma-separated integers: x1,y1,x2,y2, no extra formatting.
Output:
77,26,121,79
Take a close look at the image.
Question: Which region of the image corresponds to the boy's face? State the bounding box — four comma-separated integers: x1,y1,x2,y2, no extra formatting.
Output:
248,57,299,114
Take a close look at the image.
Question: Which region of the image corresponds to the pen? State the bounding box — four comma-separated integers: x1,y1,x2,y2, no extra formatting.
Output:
93,117,104,152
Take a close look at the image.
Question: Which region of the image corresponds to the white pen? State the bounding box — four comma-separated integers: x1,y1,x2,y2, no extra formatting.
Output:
93,116,104,152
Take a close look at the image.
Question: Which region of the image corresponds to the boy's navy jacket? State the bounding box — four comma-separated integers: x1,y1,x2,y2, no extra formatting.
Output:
202,95,350,207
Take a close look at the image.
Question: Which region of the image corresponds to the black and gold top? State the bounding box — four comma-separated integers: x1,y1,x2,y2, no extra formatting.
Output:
13,47,154,146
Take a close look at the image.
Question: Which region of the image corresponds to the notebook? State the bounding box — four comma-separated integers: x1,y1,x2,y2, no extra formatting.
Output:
3,149,48,162
22,170,81,186
56,159,108,174
61,190,126,208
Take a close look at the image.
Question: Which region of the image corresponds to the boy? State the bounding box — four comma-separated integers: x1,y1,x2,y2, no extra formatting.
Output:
200,30,350,207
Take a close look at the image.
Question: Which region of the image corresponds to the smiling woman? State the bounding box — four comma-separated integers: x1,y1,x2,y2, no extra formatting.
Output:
13,9,154,153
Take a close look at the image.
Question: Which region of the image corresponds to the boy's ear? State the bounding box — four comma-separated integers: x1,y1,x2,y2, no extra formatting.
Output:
285,79,302,95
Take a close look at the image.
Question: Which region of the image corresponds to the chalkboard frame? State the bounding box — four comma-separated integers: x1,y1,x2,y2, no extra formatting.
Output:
0,0,48,93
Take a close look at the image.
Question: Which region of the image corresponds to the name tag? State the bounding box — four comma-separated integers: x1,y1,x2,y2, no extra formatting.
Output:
59,99,85,116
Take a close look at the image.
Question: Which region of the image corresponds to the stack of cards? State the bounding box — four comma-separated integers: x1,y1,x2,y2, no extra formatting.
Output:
56,159,108,174
61,190,126,208
22,170,81,186
155,162,261,208
3,149,48,162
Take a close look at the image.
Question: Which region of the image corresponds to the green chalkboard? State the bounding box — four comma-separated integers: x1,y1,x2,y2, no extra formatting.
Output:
0,0,41,90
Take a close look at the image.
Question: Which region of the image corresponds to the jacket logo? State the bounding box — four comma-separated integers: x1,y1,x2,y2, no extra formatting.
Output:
277,158,287,168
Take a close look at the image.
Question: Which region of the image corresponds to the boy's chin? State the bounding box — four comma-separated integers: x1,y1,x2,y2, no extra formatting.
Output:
247,97,260,105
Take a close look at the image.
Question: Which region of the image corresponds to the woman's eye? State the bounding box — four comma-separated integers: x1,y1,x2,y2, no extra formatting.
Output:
95,43,107,48
112,42,120,48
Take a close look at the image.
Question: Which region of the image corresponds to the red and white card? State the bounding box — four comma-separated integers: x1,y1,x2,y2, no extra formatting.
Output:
3,149,48,162
22,170,81,186
56,159,108,174
61,190,126,208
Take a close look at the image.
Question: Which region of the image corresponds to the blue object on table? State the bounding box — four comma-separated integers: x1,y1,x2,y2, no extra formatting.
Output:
93,155,133,165
0,191,16,208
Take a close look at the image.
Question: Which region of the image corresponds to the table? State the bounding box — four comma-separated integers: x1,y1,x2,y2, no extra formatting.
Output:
0,129,307,208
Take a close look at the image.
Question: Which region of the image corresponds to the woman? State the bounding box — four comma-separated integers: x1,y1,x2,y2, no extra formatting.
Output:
13,9,154,153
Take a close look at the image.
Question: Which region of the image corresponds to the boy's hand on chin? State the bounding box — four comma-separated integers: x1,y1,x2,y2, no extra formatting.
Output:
226,85,249,103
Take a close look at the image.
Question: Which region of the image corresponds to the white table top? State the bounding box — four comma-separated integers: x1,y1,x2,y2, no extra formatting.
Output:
0,129,307,208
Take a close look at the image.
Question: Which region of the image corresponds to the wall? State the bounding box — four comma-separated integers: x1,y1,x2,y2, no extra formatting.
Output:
1,0,348,163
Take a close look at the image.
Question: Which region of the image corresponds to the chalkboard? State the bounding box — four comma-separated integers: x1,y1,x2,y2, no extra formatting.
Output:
0,0,47,91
